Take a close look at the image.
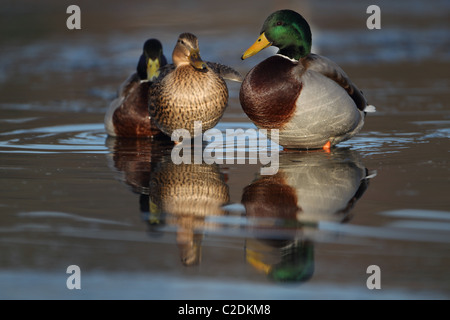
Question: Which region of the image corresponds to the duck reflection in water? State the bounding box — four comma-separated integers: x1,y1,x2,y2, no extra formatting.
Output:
149,158,230,266
106,137,229,266
242,148,376,282
105,136,172,213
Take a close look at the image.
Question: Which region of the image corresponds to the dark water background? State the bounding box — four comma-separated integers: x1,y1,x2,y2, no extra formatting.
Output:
0,0,449,299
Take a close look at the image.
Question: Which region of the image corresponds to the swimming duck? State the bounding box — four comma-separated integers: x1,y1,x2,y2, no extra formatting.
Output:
240,10,375,150
149,32,243,137
104,39,168,138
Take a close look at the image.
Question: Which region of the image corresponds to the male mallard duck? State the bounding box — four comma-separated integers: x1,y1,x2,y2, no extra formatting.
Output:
240,10,375,150
104,39,168,137
149,32,243,137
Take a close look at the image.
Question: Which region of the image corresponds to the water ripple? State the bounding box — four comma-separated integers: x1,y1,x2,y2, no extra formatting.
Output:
0,123,107,154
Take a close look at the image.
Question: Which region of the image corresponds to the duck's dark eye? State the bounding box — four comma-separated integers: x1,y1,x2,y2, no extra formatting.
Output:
276,21,283,26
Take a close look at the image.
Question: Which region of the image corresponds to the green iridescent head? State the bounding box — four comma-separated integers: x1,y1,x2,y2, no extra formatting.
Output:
242,10,312,61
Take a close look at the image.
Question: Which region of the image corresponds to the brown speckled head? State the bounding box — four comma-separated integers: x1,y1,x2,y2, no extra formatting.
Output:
172,33,208,70
240,55,301,129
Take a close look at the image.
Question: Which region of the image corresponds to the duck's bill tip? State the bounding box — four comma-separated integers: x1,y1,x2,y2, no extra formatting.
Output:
241,32,272,60
189,49,208,70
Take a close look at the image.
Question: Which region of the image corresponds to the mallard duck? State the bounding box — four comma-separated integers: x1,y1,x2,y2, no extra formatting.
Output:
242,149,376,282
243,149,376,224
149,156,230,266
149,32,243,137
104,39,168,138
240,10,375,150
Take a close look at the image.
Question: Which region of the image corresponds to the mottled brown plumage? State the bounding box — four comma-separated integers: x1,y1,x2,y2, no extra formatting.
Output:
149,158,230,266
149,33,242,137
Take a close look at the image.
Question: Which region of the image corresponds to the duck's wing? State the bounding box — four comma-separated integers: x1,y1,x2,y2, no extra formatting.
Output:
118,72,140,98
105,73,140,137
302,54,374,112
206,62,243,82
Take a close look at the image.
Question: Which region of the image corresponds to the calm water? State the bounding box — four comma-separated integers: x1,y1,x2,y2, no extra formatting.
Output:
1,0,449,299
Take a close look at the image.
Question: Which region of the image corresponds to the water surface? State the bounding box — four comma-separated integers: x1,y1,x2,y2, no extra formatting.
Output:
0,0,449,299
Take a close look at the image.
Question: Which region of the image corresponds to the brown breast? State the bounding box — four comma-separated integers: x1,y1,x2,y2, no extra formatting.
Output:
242,173,301,220
239,55,302,129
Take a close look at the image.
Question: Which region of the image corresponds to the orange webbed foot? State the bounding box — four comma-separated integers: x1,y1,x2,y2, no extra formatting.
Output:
322,141,331,153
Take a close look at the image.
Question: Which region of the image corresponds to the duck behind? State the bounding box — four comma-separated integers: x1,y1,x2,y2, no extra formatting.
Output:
105,39,167,138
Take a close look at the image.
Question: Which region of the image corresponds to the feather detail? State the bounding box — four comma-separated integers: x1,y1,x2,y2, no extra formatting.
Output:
364,105,376,113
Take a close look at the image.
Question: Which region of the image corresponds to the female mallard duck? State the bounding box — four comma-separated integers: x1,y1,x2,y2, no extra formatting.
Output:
149,32,243,137
149,154,230,266
240,10,375,150
104,39,168,138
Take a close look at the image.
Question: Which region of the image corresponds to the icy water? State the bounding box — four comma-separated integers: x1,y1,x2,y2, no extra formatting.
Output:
1,0,449,299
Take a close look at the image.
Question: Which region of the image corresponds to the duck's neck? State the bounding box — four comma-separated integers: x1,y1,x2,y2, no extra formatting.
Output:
277,46,309,61
276,20,312,61
137,54,147,80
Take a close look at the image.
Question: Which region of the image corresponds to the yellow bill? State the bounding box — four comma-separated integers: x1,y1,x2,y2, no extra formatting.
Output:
147,58,160,81
246,249,271,274
241,32,272,60
189,48,208,70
